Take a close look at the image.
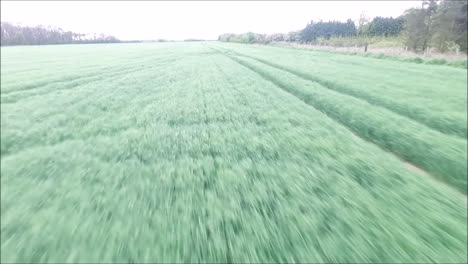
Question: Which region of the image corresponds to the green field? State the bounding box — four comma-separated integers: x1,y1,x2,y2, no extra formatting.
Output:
1,42,467,263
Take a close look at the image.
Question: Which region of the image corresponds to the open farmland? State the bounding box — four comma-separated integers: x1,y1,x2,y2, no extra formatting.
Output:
1,42,467,263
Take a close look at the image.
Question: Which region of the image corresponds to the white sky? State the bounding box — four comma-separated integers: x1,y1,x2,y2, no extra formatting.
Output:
1,1,421,41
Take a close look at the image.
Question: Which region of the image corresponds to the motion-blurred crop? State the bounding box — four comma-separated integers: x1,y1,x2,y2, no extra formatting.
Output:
1,42,467,263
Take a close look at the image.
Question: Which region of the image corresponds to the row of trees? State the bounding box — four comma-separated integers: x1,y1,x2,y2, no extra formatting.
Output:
300,20,357,42
362,17,404,37
218,31,301,44
219,0,467,53
218,17,402,45
1,22,119,46
403,0,467,52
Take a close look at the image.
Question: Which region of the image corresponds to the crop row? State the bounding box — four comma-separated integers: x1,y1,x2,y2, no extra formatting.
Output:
1,44,466,263
1,45,185,94
218,52,467,193
214,43,467,138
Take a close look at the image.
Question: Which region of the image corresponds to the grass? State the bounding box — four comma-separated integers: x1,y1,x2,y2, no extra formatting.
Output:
217,43,468,138
315,35,404,48
214,50,467,193
1,42,467,263
270,41,468,69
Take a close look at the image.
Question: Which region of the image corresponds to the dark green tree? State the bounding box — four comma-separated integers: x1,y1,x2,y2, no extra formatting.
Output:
368,17,404,36
299,19,356,42
402,0,437,52
431,0,467,52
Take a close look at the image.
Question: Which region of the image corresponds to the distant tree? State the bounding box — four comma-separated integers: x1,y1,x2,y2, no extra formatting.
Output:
402,0,438,52
0,22,120,46
402,0,466,53
218,32,266,44
217,0,466,53
255,33,267,43
244,32,257,43
300,19,356,42
285,31,300,42
430,0,467,52
403,8,428,51
268,33,284,42
345,19,357,37
367,16,404,36
357,11,370,35
421,0,439,51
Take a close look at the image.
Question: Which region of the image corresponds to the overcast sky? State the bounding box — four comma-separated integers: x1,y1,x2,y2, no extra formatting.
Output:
1,1,421,40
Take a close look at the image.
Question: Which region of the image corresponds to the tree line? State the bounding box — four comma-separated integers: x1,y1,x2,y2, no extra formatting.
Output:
1,22,120,46
403,0,467,52
218,16,402,45
219,0,467,53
